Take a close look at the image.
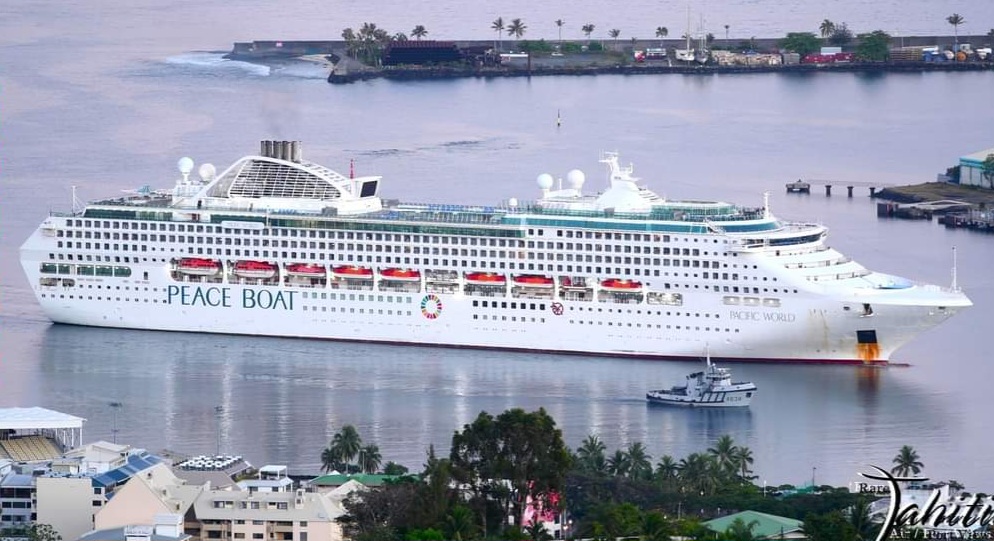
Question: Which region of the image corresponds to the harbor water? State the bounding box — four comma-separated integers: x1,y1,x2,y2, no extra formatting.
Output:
2,0,994,490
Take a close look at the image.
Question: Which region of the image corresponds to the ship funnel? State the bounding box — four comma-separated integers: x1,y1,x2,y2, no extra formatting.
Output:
259,140,302,161
281,141,292,161
291,141,301,163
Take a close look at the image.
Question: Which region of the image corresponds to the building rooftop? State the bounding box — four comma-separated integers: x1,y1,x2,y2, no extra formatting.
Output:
308,473,407,487
79,527,191,541
961,146,994,164
0,407,85,430
704,510,804,538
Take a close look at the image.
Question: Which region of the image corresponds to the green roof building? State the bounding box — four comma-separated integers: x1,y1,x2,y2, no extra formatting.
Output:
308,473,409,488
704,510,806,539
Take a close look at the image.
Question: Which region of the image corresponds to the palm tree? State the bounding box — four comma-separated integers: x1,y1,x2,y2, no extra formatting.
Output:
331,424,362,469
444,505,477,541
819,19,836,38
891,445,924,477
641,511,672,541
320,445,342,473
609,28,621,50
947,13,965,47
733,445,755,481
555,19,565,48
525,518,553,541
655,26,668,47
411,25,428,40
625,442,652,480
724,517,760,541
708,435,739,476
607,449,630,477
582,23,595,42
341,28,358,59
359,443,381,473
392,32,407,41
655,455,679,488
679,452,719,496
576,434,607,474
492,17,505,52
507,18,527,41
849,499,877,541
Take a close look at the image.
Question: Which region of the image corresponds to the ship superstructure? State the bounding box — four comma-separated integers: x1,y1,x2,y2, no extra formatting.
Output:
19,140,971,362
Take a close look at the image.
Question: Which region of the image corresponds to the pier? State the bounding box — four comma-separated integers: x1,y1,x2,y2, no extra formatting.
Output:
877,199,974,220
786,180,891,197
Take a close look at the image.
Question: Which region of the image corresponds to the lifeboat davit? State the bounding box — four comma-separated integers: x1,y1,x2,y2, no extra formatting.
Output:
465,272,507,285
287,263,326,277
176,258,221,276
380,268,421,281
513,274,554,288
234,260,278,279
333,265,374,279
600,278,643,291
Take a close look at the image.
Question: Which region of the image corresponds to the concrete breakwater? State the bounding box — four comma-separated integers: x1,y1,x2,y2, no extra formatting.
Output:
223,38,994,84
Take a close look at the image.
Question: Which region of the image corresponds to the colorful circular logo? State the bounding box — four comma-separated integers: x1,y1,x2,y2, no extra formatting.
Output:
421,294,443,319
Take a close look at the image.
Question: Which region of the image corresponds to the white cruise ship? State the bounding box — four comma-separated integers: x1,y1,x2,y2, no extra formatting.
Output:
19,140,971,363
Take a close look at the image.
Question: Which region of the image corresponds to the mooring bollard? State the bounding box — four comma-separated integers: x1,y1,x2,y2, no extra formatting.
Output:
847,186,854,197
825,185,832,196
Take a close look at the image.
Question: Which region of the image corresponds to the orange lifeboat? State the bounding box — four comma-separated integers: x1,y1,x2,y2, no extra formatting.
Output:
600,278,643,291
176,258,221,276
513,274,554,288
381,268,421,281
333,265,374,279
465,272,507,285
287,263,326,277
234,260,278,279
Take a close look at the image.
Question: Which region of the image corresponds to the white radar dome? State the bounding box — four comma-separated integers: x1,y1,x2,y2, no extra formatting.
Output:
508,197,518,208
177,157,195,175
567,169,586,190
198,163,216,182
536,173,554,190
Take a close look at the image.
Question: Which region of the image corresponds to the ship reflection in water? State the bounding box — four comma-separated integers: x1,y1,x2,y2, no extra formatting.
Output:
30,323,966,487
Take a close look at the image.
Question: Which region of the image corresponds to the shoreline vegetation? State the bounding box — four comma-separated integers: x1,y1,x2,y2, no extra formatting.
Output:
224,28,994,84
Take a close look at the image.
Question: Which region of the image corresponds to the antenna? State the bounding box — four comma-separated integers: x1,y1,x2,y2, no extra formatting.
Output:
763,191,770,218
71,186,83,216
951,246,958,291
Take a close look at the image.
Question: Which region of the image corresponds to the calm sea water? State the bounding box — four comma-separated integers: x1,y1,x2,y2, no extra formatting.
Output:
1,0,993,490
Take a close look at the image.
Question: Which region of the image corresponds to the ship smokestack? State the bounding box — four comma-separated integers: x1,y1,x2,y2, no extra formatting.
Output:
291,141,301,163
281,141,292,161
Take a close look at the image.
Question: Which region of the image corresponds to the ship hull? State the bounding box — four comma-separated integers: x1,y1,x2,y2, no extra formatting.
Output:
20,257,966,363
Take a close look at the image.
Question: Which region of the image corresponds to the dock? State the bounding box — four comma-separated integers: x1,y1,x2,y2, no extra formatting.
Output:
939,208,994,232
786,179,892,197
877,199,974,220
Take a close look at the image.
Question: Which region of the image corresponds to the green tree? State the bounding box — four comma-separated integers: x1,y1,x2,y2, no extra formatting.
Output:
341,28,359,59
625,442,653,480
779,32,821,56
450,408,572,532
576,434,607,474
360,443,382,474
947,13,965,47
492,17,505,52
609,28,621,49
331,424,363,470
582,23,595,41
383,461,409,475
678,452,719,496
607,449,630,477
28,524,62,541
443,505,478,541
524,518,552,541
856,30,892,61
654,454,679,490
655,26,669,46
733,445,755,481
393,33,407,41
803,511,858,541
555,19,565,48
708,435,739,477
507,18,527,41
891,445,924,477
849,499,878,541
321,444,342,473
981,154,994,188
829,22,853,46
411,25,428,40
641,510,673,541
724,517,760,541
819,19,836,38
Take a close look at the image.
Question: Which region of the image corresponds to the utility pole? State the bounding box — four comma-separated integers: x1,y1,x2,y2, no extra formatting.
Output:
108,401,123,444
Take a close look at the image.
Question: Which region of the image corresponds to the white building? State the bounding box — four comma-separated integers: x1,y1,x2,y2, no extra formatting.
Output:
959,146,994,188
